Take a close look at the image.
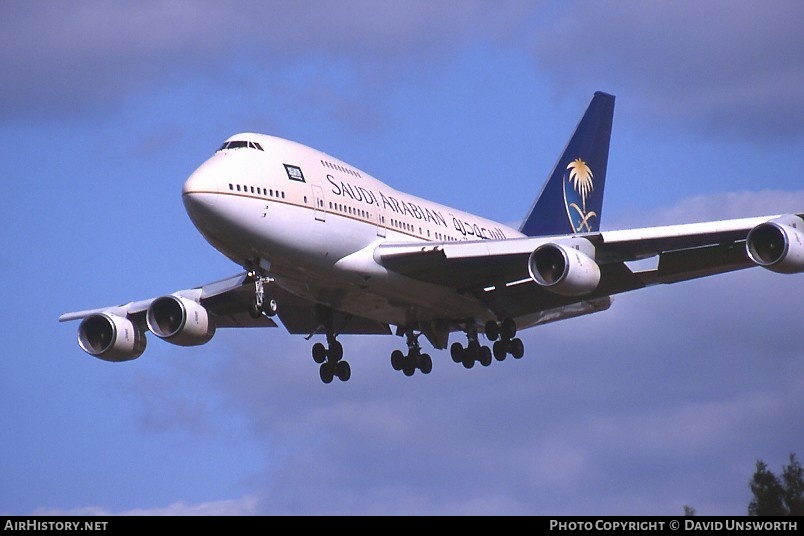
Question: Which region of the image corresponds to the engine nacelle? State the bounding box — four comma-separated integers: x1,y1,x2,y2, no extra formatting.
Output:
528,242,601,296
146,295,216,346
78,313,146,362
746,215,804,274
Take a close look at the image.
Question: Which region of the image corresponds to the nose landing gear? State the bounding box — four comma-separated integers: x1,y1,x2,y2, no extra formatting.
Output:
247,275,278,318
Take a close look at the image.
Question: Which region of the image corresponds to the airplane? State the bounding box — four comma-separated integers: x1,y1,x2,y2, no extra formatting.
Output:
60,91,804,383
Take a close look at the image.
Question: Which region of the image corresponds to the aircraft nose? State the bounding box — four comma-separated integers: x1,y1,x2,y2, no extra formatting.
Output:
183,163,220,202
182,161,223,212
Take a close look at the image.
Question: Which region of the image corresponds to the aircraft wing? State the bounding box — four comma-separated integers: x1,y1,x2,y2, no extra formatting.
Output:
60,271,392,332
59,273,280,328
375,213,801,324
59,272,390,362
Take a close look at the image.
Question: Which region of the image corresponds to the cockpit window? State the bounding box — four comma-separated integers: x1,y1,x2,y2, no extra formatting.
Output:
217,140,264,152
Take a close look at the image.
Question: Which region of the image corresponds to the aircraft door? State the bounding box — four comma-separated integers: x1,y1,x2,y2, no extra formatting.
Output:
311,185,326,222
376,205,387,237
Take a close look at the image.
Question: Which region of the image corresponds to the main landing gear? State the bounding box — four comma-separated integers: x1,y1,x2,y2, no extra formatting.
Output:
312,333,351,384
390,330,432,377
450,317,524,369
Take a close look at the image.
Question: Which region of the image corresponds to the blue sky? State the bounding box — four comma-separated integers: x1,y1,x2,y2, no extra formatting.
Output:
2,1,803,516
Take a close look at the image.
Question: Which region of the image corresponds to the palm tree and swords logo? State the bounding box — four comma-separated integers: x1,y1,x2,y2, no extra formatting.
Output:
564,157,596,232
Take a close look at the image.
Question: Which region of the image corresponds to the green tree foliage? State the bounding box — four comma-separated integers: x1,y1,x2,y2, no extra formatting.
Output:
781,454,804,515
748,454,803,516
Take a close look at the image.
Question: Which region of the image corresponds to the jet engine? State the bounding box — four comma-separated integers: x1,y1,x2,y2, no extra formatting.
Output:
528,242,601,296
146,295,216,346
78,313,146,362
746,215,804,274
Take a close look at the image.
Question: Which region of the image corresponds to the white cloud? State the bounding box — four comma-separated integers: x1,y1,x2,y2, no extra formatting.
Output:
0,0,538,119
608,189,804,229
32,495,259,516
532,1,804,139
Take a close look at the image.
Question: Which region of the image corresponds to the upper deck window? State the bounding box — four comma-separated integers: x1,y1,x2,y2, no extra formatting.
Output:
217,140,264,152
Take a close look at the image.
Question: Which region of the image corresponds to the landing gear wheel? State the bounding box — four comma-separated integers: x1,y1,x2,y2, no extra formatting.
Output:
485,320,499,341
248,301,262,319
493,340,508,361
450,342,464,363
402,363,416,376
336,360,351,382
312,342,327,364
319,362,335,384
510,338,524,359
419,354,432,374
479,346,492,367
328,340,343,361
263,299,278,317
501,317,517,340
391,350,405,371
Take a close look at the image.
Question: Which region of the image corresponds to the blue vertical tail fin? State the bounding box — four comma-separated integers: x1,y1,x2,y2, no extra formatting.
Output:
519,91,615,237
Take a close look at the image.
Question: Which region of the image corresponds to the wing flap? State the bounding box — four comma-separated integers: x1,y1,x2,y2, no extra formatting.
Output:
377,239,534,289
482,261,644,320
275,304,391,335
639,242,752,285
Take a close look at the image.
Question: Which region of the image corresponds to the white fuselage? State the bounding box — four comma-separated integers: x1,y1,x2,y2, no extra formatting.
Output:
181,133,524,332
